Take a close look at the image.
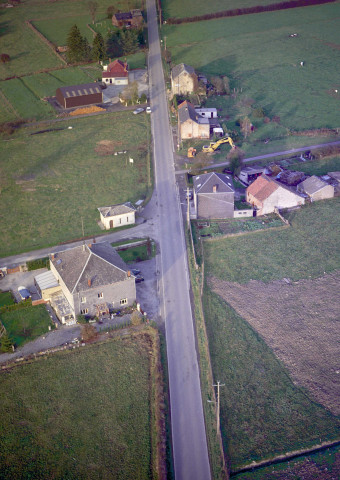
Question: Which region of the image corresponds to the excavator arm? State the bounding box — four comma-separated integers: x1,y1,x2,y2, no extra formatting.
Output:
202,136,235,153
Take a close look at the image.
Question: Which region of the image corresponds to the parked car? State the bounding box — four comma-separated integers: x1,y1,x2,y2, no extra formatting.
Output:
133,107,144,115
131,268,141,276
146,106,151,114
135,275,144,283
18,286,31,300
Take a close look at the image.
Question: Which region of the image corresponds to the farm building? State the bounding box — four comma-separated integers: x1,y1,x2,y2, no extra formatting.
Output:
102,59,129,85
239,166,266,185
193,172,235,219
297,175,334,201
56,83,103,109
98,202,136,230
178,101,210,141
49,242,136,321
112,9,143,28
171,63,198,97
246,174,305,215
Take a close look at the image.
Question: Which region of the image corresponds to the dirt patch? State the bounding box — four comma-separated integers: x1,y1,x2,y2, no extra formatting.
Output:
94,139,123,156
209,271,340,415
70,106,105,116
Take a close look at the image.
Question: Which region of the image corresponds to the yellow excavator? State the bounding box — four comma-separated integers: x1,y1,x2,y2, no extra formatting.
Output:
202,136,235,153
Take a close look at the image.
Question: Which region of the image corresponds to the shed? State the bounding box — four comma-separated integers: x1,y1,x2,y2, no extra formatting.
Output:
56,83,103,109
297,175,334,201
195,108,218,118
98,202,136,229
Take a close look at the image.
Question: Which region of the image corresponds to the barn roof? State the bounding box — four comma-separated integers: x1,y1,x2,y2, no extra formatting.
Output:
57,83,102,98
247,175,279,201
299,175,330,195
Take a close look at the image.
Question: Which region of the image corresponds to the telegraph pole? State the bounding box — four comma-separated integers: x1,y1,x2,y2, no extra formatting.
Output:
186,186,190,226
212,381,225,434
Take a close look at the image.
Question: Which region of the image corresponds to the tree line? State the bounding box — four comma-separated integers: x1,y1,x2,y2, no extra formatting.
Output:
166,0,336,24
66,24,144,64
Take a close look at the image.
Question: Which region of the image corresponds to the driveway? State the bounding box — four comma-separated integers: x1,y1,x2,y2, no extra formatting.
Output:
0,268,47,303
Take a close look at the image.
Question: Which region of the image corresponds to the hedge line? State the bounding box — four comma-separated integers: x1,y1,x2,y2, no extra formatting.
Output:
0,298,32,314
166,0,336,24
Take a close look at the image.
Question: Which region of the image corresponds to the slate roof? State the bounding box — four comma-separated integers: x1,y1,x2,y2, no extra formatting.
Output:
178,101,209,125
98,202,136,218
50,242,128,294
193,172,234,194
172,63,196,79
57,83,102,98
299,175,332,195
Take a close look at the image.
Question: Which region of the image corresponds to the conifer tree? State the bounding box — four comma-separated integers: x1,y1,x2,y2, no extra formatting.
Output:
66,24,85,63
92,32,106,62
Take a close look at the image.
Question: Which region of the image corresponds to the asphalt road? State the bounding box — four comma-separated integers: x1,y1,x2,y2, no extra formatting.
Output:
146,0,211,478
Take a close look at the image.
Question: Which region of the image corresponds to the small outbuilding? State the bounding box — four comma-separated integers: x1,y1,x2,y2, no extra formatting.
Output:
297,175,334,201
98,202,136,230
35,270,61,301
112,9,143,28
56,83,103,109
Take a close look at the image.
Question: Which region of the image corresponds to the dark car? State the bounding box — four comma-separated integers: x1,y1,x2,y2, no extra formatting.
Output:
18,286,31,300
131,268,141,276
135,275,144,283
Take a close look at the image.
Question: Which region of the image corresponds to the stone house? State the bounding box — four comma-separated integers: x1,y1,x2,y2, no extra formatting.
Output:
246,174,305,215
178,101,210,141
98,202,136,230
112,9,143,28
102,59,129,85
193,172,235,219
171,63,198,97
49,242,136,320
297,175,334,201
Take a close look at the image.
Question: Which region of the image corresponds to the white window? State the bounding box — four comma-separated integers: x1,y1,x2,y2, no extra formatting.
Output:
81,308,88,314
98,292,103,299
81,296,86,303
120,298,128,306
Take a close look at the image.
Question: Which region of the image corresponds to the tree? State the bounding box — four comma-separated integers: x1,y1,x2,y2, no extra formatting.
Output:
222,76,230,95
227,148,245,175
82,36,92,61
210,76,225,94
88,1,98,24
0,54,10,63
106,31,123,58
92,33,106,62
240,116,252,138
118,29,139,55
0,334,13,353
66,24,85,63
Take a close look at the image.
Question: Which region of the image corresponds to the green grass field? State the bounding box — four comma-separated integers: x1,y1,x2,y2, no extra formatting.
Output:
163,3,340,135
0,304,54,347
0,335,154,479
202,288,339,470
162,0,298,19
289,155,340,176
204,197,340,284
0,112,152,257
0,291,15,308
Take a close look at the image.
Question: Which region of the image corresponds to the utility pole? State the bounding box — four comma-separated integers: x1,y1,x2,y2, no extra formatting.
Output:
211,381,225,435
186,186,190,226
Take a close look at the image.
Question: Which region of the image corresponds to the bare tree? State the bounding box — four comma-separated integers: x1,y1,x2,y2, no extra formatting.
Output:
88,1,98,24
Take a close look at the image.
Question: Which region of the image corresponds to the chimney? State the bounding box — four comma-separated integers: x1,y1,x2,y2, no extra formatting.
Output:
213,184,218,193
88,244,92,249
127,270,131,277
88,278,92,287
51,254,55,260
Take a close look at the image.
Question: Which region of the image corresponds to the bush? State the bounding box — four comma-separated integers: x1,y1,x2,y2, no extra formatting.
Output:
0,333,13,352
253,107,265,118
27,257,49,271
0,299,31,314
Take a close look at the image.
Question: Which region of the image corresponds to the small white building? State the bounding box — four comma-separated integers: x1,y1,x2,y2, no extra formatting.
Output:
98,202,136,229
194,108,218,119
